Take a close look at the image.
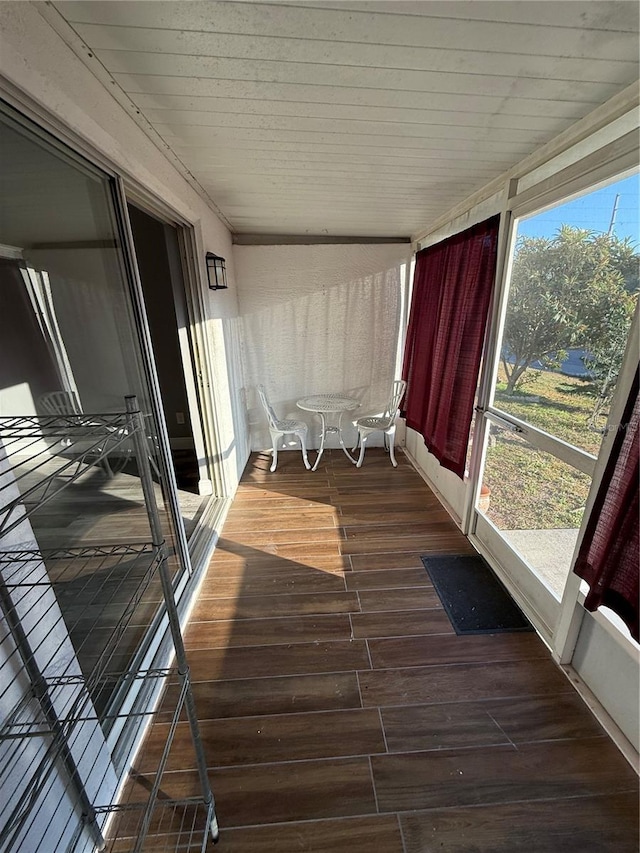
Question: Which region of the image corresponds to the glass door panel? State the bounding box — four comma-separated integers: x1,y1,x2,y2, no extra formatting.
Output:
479,423,592,598
0,103,188,726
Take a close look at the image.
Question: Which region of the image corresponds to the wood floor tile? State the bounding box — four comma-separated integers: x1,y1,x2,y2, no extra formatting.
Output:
142,708,385,771
381,702,510,752
399,793,640,853
335,490,440,507
207,559,348,579
184,614,353,649
229,487,333,503
359,658,573,707
205,550,350,574
341,534,467,555
350,551,442,571
167,672,363,721
257,542,343,560
208,758,377,826
233,490,336,505
371,738,638,812
126,757,380,831
357,587,442,611
187,639,371,681
345,567,433,590
351,609,454,639
219,815,404,852
223,508,338,532
367,632,548,669
339,509,450,526
189,591,360,621
485,692,608,743
342,520,462,540
380,693,606,753
224,527,343,547
203,569,347,598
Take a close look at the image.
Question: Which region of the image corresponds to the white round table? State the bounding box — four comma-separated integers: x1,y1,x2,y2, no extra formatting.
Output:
296,394,360,471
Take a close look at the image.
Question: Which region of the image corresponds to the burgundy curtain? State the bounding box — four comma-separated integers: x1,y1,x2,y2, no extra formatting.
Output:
574,367,639,641
402,215,500,478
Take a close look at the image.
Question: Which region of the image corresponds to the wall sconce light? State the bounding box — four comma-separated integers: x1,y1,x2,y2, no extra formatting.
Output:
206,252,228,290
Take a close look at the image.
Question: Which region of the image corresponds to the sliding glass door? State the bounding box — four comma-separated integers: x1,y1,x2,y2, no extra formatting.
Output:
0,98,200,750
472,173,638,637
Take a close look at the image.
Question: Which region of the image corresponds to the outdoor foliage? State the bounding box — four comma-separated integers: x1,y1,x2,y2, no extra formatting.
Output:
484,367,597,530
502,226,639,413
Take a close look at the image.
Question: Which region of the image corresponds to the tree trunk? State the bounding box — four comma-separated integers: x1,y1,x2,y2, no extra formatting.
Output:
505,360,528,394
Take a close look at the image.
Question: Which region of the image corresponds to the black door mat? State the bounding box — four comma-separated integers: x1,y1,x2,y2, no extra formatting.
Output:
421,554,534,635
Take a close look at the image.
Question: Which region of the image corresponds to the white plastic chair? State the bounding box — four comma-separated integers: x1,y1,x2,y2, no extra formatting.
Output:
257,386,311,472
352,379,407,468
38,390,129,478
38,389,83,418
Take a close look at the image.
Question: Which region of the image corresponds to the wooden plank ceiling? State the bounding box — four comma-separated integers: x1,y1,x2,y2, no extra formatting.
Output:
53,1,639,238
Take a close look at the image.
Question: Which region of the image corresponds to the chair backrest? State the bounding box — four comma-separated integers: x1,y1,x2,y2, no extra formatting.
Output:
384,379,407,419
38,390,82,416
256,385,279,430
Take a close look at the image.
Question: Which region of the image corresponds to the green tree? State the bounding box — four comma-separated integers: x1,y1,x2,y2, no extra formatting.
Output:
502,226,638,400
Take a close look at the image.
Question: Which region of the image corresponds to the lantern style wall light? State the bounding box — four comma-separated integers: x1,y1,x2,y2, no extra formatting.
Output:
206,252,228,290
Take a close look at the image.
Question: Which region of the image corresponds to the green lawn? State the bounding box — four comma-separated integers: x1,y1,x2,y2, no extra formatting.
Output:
481,367,604,530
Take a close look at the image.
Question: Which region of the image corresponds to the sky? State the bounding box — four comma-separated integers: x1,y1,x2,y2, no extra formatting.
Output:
517,173,639,248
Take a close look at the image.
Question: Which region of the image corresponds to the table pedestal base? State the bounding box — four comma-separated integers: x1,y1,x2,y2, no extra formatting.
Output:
312,414,356,472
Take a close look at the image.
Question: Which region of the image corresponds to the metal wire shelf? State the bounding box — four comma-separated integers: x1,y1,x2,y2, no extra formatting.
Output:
97,801,216,853
0,398,218,852
0,411,139,539
0,543,164,719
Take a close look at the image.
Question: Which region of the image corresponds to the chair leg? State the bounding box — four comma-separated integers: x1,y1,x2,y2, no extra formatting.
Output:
299,431,311,470
269,431,279,472
352,432,360,453
100,456,115,478
356,432,368,468
388,427,398,467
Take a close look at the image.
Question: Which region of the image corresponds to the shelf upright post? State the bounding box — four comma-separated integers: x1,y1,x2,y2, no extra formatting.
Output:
124,396,219,845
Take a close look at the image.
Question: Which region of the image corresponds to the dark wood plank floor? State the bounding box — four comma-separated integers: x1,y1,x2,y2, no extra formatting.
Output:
141,449,639,852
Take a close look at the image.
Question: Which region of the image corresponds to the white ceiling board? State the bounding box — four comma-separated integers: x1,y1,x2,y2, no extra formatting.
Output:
276,1,638,30
99,52,624,103
131,95,586,131
116,76,600,118
50,1,639,238
71,25,638,83
55,1,639,58
143,110,552,146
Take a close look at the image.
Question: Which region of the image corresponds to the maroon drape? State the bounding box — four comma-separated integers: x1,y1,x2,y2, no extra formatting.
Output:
402,216,500,478
574,367,639,641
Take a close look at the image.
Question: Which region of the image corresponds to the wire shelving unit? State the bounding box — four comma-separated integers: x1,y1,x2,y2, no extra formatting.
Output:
0,396,218,852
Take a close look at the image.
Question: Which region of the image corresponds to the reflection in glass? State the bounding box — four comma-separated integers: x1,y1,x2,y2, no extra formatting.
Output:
0,106,182,726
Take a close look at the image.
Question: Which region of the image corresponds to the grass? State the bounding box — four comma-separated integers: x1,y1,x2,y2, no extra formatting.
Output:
482,366,604,530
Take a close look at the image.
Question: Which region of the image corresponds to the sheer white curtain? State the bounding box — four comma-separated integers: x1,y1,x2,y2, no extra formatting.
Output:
238,244,410,450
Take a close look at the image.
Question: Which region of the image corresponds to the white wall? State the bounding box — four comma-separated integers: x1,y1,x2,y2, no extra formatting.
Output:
572,613,640,753
405,429,468,525
0,1,249,490
234,242,412,451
